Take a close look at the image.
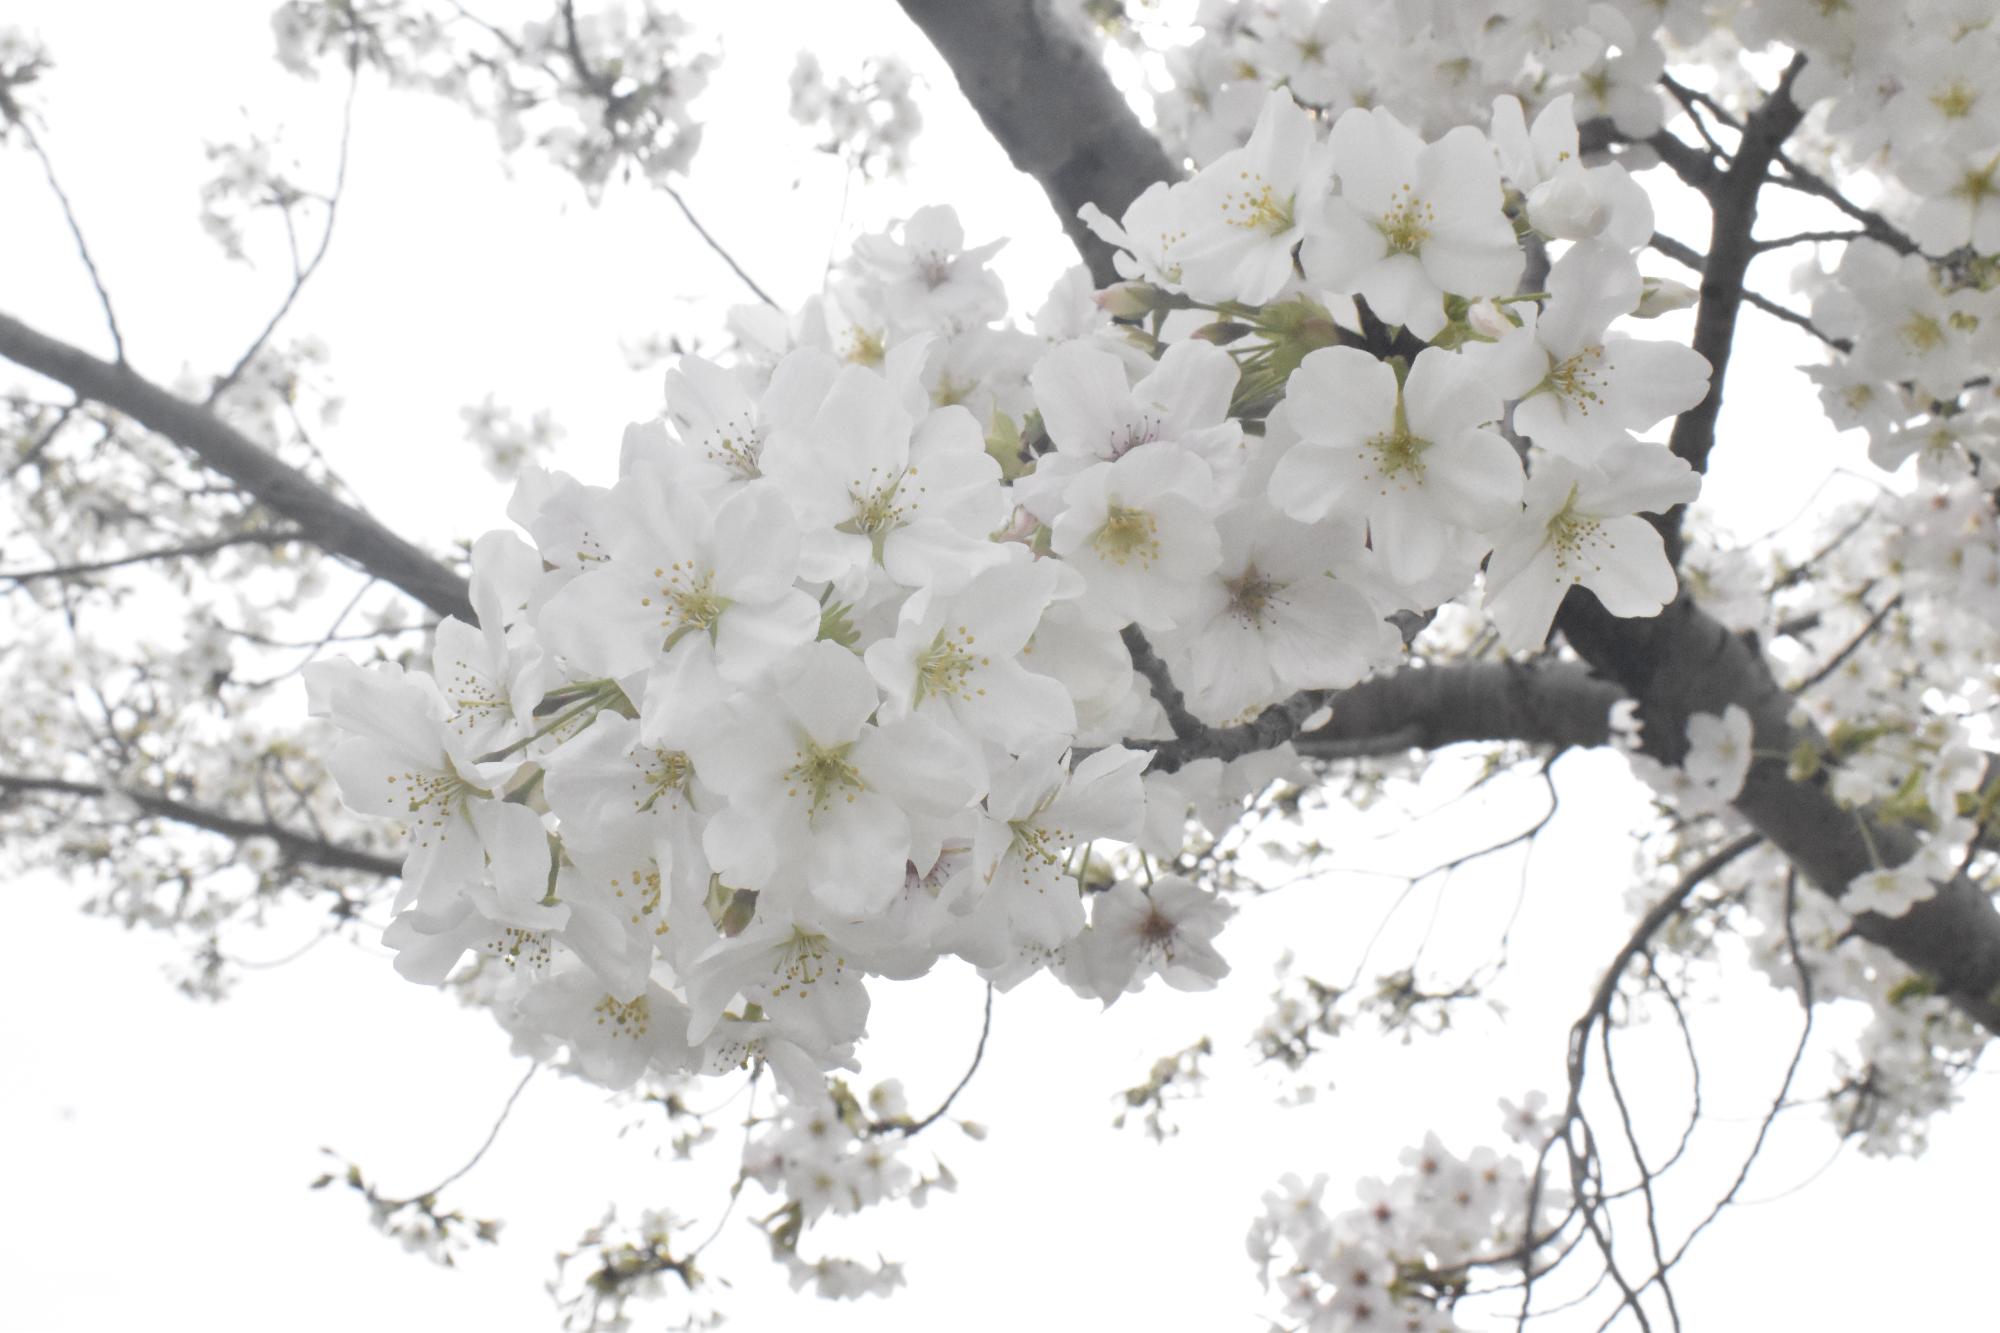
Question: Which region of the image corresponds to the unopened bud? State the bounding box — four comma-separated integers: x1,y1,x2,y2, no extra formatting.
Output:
1526,172,1608,241
1634,276,1699,318
1095,282,1166,318
1192,320,1253,345
1465,298,1514,340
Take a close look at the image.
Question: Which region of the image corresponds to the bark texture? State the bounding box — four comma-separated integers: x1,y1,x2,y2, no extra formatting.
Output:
895,0,1180,286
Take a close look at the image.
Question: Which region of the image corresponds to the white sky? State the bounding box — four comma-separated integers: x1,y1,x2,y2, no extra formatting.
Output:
2,3,1993,1330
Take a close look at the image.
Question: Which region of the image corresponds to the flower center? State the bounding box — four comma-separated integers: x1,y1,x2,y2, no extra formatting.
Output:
1901,312,1946,353
915,251,952,288
843,326,887,366
1005,817,1068,879
486,926,552,970
1109,411,1162,460
785,740,865,814
1379,184,1434,253
1138,907,1178,948
1953,153,2000,207
613,865,669,936
702,412,764,478
1363,424,1429,484
1225,565,1285,627
1091,504,1161,566
593,994,651,1038
1932,82,1976,120
1546,487,1611,577
1222,174,1296,235
643,562,731,648
773,928,840,999
389,766,485,840
637,749,694,813
837,466,915,562
915,624,989,704
1545,346,1607,414
443,667,506,737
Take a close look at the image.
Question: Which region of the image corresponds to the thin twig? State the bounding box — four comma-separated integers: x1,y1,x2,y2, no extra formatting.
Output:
16,120,126,362
386,1063,539,1205
662,182,780,308
1792,593,1904,693
208,59,362,404
0,528,306,585
874,983,995,1137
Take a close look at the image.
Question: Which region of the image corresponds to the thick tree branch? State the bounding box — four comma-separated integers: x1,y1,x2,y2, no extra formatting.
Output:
1140,658,1622,774
1293,659,1620,762
0,311,474,621
1558,592,2000,1037
0,771,401,878
894,0,1179,287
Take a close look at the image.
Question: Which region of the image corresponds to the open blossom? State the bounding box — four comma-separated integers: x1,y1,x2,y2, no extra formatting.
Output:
862,549,1075,755
691,640,978,917
969,740,1151,951
1018,337,1243,521
1483,443,1699,652
1267,344,1521,583
1049,443,1224,630
763,363,1007,595
1173,90,1329,304
1842,820,1966,919
1479,242,1712,462
645,346,839,491
1064,875,1233,1005
1304,106,1522,338
1078,179,1185,288
307,659,531,911
537,474,821,689
845,204,1007,333
1489,94,1651,247
1158,503,1401,723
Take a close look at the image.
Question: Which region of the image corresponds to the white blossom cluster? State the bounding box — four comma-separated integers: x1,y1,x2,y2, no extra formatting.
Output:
271,0,715,196
1247,1105,1568,1333
308,81,1705,1112
289,3,2000,1310
1141,0,1701,167
788,51,923,178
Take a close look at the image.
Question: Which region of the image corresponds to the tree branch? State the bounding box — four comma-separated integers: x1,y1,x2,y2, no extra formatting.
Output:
1557,590,2000,1037
0,771,401,878
0,311,474,621
1139,658,1623,774
1293,659,1621,762
1663,55,1808,489
0,528,307,585
14,118,127,363
1650,231,1852,353
207,57,361,405
894,0,1180,287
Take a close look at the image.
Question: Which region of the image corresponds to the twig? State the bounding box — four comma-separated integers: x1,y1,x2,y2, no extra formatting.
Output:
0,770,401,878
1122,625,1202,741
386,1063,539,1205
661,182,779,308
1791,593,1904,693
0,528,306,585
208,59,362,404
15,120,126,363
873,983,994,1137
